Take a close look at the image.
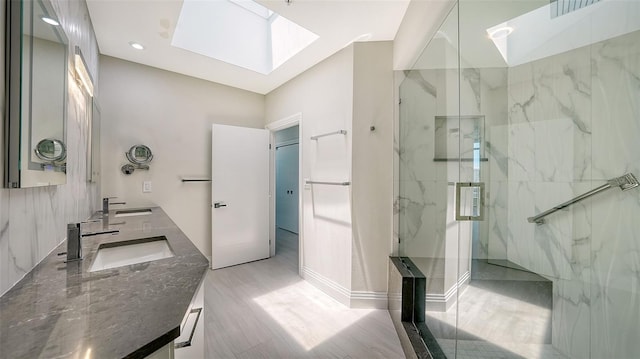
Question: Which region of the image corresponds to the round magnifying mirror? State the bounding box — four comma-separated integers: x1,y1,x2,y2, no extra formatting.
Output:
126,144,153,165
34,138,67,162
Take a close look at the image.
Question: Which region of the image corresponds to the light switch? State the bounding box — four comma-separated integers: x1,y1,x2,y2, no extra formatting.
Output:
143,181,152,193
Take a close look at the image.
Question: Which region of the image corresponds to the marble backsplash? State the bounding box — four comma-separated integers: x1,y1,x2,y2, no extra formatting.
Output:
0,0,100,296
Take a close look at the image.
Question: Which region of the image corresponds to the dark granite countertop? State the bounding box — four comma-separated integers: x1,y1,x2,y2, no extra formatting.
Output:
0,207,209,359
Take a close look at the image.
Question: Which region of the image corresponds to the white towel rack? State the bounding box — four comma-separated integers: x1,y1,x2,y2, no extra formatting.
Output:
306,180,350,186
311,130,347,141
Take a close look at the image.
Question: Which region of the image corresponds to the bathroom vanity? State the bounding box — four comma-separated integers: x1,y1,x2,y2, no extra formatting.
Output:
0,207,209,358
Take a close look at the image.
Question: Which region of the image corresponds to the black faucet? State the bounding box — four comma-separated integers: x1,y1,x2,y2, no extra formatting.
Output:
65,222,119,262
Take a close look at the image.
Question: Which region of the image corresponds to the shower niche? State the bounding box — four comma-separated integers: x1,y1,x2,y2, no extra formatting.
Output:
433,115,486,163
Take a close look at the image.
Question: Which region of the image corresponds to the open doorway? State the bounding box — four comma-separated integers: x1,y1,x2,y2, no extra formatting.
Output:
275,126,299,235
274,126,299,269
267,113,302,274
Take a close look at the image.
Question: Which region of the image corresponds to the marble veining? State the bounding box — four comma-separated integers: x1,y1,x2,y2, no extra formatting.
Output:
0,0,101,296
0,207,209,359
461,68,481,114
396,18,640,359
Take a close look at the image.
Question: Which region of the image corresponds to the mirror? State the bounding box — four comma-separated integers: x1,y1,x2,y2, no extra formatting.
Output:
126,145,153,165
121,145,152,175
34,138,66,162
4,0,69,188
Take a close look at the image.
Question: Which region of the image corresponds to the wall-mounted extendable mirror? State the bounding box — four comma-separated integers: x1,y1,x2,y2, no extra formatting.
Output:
121,145,153,175
4,0,69,188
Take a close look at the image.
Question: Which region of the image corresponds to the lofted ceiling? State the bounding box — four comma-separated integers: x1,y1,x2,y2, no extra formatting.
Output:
86,0,411,94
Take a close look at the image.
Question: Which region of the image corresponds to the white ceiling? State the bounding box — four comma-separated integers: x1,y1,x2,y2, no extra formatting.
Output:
86,0,411,95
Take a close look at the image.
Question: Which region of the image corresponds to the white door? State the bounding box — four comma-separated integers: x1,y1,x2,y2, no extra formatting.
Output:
211,124,269,269
275,143,299,233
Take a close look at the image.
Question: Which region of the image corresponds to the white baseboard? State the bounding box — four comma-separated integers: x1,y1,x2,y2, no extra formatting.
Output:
425,270,470,312
350,291,389,309
302,266,388,309
302,266,351,307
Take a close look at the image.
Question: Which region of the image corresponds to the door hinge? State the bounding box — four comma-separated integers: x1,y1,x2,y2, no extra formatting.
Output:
269,144,272,149
399,98,402,105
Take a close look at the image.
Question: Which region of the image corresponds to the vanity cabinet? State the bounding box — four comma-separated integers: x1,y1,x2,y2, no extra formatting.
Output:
174,277,206,359
145,342,175,359
0,207,209,358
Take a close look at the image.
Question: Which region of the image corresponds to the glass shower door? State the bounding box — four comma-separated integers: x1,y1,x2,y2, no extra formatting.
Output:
455,0,640,358
397,4,463,357
398,0,640,358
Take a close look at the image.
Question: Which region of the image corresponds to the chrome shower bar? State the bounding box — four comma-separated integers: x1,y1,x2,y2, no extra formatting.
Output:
305,180,351,186
310,130,347,140
528,173,639,224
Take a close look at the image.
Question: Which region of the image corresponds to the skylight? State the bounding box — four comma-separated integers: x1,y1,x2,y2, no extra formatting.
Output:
486,0,640,67
172,0,318,75
228,0,273,19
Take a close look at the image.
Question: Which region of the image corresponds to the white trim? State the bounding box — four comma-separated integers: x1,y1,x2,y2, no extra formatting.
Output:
302,266,351,306
275,139,298,148
267,113,303,276
350,291,388,309
302,266,388,309
266,112,302,131
425,270,470,312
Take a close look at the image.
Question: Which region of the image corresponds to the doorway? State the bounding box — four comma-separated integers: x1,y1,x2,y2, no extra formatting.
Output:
267,113,302,273
275,126,299,235
274,125,299,266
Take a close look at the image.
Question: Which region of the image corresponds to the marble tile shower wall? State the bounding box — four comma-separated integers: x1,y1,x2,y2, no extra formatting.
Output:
397,67,508,262
506,38,592,359
396,29,640,358
506,29,640,358
589,29,640,359
0,0,100,296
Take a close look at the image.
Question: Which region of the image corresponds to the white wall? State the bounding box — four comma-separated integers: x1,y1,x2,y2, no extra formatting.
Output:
393,0,455,70
351,42,394,296
99,56,264,257
0,0,100,295
266,45,355,301
266,42,394,307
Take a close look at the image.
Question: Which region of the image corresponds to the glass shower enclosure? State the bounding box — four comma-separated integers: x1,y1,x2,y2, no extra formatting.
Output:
396,1,640,358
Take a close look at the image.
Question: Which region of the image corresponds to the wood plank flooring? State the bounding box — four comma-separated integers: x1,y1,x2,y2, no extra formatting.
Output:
201,229,405,358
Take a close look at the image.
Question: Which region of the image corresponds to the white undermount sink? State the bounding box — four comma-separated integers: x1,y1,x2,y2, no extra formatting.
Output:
114,208,153,217
89,236,174,272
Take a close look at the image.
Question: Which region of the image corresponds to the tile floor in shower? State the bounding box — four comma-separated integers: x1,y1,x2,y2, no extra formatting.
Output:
413,259,569,359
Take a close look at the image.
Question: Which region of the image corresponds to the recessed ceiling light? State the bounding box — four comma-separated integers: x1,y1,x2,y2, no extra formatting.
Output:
41,16,60,26
129,41,145,50
487,26,514,40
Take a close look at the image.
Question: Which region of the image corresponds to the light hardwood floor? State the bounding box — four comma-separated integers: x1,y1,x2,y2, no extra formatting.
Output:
202,229,405,358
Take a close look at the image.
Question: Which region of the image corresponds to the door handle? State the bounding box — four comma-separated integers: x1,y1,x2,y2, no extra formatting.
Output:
213,202,227,209
455,182,485,221
175,308,202,348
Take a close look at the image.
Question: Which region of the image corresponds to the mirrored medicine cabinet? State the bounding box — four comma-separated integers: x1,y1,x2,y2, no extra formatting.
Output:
4,0,69,188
